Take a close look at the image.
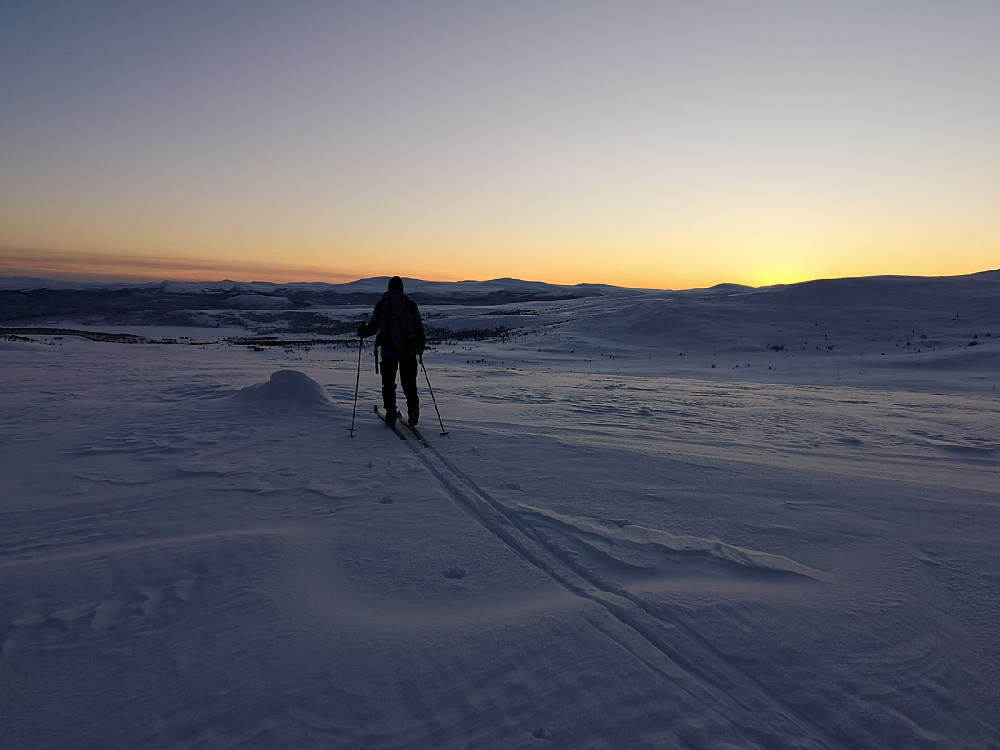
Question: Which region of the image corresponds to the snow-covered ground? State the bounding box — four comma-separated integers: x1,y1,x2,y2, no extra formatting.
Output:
2,273,999,749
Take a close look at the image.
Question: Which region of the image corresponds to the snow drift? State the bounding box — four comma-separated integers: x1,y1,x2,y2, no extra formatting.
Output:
233,369,332,404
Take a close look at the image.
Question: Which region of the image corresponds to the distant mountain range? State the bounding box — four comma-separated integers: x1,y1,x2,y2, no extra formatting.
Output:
1,271,997,332
0,274,635,295
0,275,644,322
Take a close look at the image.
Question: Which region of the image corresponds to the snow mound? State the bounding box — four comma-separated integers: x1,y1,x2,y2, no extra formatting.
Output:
233,370,331,403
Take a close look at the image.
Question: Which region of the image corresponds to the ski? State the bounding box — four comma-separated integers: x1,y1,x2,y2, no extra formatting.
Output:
374,405,407,440
397,416,430,447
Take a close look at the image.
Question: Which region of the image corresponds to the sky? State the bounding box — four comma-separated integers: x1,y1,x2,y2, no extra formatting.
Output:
1,0,998,290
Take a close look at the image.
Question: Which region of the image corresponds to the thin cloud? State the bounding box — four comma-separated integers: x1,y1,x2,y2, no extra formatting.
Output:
0,248,364,284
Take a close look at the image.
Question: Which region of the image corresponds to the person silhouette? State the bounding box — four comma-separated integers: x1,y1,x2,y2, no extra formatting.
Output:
356,276,426,426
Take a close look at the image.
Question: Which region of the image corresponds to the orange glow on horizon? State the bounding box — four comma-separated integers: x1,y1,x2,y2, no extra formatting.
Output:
2,3,997,294
2,245,996,292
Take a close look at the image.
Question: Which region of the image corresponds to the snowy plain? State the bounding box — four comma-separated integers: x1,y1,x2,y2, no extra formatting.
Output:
1,272,999,749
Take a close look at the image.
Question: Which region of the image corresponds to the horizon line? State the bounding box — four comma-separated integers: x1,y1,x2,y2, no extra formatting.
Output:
1,267,998,295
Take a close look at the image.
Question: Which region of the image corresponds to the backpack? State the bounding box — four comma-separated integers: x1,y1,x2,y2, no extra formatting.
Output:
377,292,415,354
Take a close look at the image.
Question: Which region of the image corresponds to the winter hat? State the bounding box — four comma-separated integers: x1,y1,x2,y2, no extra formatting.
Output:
387,276,404,292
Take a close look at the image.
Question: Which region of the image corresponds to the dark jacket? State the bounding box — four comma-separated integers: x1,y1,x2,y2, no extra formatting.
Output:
358,290,426,357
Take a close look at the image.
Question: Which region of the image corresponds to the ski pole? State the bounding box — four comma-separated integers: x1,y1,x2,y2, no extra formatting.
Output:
419,354,448,435
348,336,363,436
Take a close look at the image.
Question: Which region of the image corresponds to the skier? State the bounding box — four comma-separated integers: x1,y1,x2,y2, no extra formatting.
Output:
356,276,426,427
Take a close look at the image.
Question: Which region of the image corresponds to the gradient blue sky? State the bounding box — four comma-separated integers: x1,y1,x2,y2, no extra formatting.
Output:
1,0,998,289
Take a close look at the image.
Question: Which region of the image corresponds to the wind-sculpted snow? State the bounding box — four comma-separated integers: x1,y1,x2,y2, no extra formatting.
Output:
1,272,999,748
513,504,832,582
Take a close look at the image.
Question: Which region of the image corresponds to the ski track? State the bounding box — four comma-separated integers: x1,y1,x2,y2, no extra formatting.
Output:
404,432,844,749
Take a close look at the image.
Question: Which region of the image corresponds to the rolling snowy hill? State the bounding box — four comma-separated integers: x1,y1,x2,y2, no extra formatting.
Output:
1,271,998,748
